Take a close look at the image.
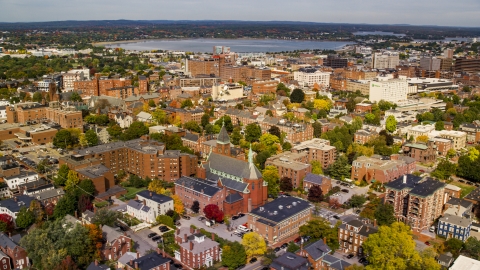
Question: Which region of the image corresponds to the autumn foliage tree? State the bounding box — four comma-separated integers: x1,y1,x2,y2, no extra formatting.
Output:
307,185,324,202
85,224,103,259
279,177,293,192
78,194,93,213
329,198,342,209
53,256,79,270
171,194,184,214
0,214,13,232
203,204,224,222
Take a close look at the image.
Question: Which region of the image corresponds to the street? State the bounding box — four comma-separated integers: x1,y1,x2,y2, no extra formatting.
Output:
126,230,157,255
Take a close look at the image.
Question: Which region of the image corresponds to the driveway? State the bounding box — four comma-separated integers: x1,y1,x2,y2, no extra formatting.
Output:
331,182,370,204
109,198,127,212
315,207,342,226
178,215,248,242
126,230,157,256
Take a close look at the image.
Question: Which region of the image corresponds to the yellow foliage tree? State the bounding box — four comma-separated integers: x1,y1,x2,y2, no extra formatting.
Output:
65,171,79,191
148,179,167,195
142,102,150,113
416,135,429,143
172,194,184,214
241,232,267,258
346,143,374,157
313,99,333,110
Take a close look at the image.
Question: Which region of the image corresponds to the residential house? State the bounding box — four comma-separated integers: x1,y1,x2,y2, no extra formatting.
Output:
437,214,472,242
449,255,480,270
101,225,132,260
86,261,110,270
459,123,480,143
298,239,341,270
0,195,35,224
136,190,174,220
32,188,65,206
401,141,436,163
117,252,137,269
354,129,377,145
114,113,134,129
174,227,221,269
338,219,378,256
0,250,11,270
270,252,310,270
248,197,313,244
126,200,155,224
265,152,311,189
303,173,332,195
124,249,172,270
437,252,454,269
136,111,152,123
0,234,29,269
385,175,446,232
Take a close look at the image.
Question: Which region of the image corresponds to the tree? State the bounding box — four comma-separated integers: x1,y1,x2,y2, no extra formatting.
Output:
464,237,480,260
122,121,148,140
106,124,122,140
147,179,168,195
0,214,13,232
65,171,80,191
435,121,444,131
311,160,323,175
312,122,322,138
184,121,201,133
279,177,293,192
148,99,156,107
299,219,340,251
313,99,332,110
84,130,99,146
268,125,281,139
203,204,224,222
385,115,397,133
242,232,267,258
290,89,305,103
307,185,324,202
374,203,395,226
431,159,457,180
84,224,103,260
245,123,262,142
76,179,96,198
263,166,279,197
152,109,168,125
181,99,194,109
222,242,247,270
16,206,35,229
55,164,70,186
215,115,234,132
171,194,184,214
54,255,79,270
363,222,440,270
32,92,43,102
70,92,82,102
327,155,351,180
349,195,367,208
156,215,175,228
444,238,464,257
78,194,93,213
201,113,210,128
191,201,200,214
29,200,45,224
53,193,77,220
230,127,243,145
329,198,342,209
416,135,429,143
91,208,122,227
53,129,74,149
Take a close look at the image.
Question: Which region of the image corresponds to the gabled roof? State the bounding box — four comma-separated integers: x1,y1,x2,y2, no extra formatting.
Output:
175,176,221,197
0,195,34,213
127,252,170,270
303,239,331,261
0,233,20,250
217,125,230,144
127,200,151,213
206,153,262,180
137,190,173,205
271,252,309,270
102,225,124,244
86,262,110,270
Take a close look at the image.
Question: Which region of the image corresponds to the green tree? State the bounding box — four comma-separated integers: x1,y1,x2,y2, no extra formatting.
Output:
84,130,99,146
435,121,445,131
70,92,82,102
215,115,234,132
121,121,148,140
181,99,194,108
55,164,70,186
91,208,122,227
444,238,464,257
312,122,322,138
374,203,395,226
53,193,77,220
464,237,480,260
183,121,202,133
311,160,323,175
156,215,175,228
327,155,351,180
201,113,210,128
268,125,281,139
107,124,123,140
385,115,397,133
431,159,456,180
32,92,43,102
245,123,262,142
290,88,305,103
148,99,156,107
299,219,340,251
349,194,367,208
76,179,97,198
263,165,279,197
230,127,243,145
53,129,74,149
152,109,168,125
15,206,35,229
222,242,247,270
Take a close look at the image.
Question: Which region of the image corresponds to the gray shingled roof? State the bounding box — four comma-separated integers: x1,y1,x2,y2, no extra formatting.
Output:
217,125,230,144
322,254,351,270
303,173,327,185
175,176,221,197
0,234,19,250
127,200,151,212
386,175,446,198
86,262,110,270
0,195,34,213
137,190,173,205
206,153,262,180
271,252,309,270
225,193,243,204
102,225,124,244
127,252,170,270
303,239,331,261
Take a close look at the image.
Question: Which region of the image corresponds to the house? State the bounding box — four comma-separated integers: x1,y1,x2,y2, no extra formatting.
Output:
0,250,11,270
351,155,415,184
117,252,137,269
136,111,152,123
437,252,454,269
0,233,29,269
401,141,437,163
0,195,35,223
338,219,378,256
174,227,221,269
449,255,480,270
270,252,310,270
248,197,313,244
437,214,472,242
86,260,110,270
114,113,134,128
124,249,172,270
101,225,132,260
303,173,332,195
298,239,331,270
136,190,174,219
32,188,65,206
81,210,95,225
318,254,351,270
174,176,223,213
95,127,110,144
126,200,155,224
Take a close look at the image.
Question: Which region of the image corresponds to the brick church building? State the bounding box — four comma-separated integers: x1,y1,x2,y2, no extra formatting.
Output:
177,124,268,216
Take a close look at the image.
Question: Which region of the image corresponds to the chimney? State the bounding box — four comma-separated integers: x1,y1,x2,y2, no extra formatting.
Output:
93,206,96,213
74,210,78,218
176,229,180,235
134,262,139,269
184,233,188,243
8,233,11,238
13,197,17,202
402,175,407,184
129,259,133,266
150,192,153,197
136,251,139,259
190,241,194,250
143,199,146,206
211,233,215,241
157,248,161,255
124,232,127,236
374,219,377,227
323,237,326,244
190,227,194,234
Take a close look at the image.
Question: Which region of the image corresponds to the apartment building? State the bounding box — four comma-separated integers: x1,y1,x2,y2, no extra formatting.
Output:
372,52,399,69
369,78,408,103
265,152,311,188
338,218,378,256
459,123,480,143
252,80,277,95
61,138,197,182
454,57,480,73
354,129,377,145
63,71,86,91
136,190,174,219
248,197,313,244
164,107,204,125
407,124,435,141
401,142,437,163
0,234,29,269
101,225,132,261
291,138,336,169
385,174,446,232
346,80,370,95
174,227,221,269
186,58,220,77
294,68,330,88
439,130,467,150
351,155,415,184
419,57,441,71
6,102,83,129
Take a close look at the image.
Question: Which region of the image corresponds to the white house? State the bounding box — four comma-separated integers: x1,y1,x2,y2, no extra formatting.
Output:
136,190,173,219
126,200,156,224
0,195,35,223
136,111,152,123
3,172,39,190
114,114,134,129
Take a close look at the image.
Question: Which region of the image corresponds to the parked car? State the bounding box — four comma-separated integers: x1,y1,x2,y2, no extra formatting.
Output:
238,213,245,217
249,257,257,263
424,241,431,246
355,209,361,214
182,215,191,220
173,263,183,269
274,247,281,252
148,233,157,238
198,216,205,221
281,243,288,249
346,254,354,259
341,189,349,193
333,215,340,219
358,257,367,263
152,236,161,241
232,215,239,220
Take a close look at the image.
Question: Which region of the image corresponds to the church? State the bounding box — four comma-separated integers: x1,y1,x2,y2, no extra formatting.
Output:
195,124,268,215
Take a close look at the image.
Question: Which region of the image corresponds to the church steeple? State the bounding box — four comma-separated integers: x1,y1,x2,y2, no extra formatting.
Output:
216,120,230,145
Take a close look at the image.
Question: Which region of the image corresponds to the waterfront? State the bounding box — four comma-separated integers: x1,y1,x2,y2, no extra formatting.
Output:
102,38,355,52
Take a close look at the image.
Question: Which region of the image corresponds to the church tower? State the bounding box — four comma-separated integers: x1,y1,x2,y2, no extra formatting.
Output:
215,120,231,156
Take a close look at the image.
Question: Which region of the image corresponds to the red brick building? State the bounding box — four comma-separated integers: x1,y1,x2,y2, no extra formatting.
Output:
174,176,224,213
265,152,311,189
174,227,221,269
291,138,336,169
0,234,29,270
302,173,332,195
351,155,416,184
101,225,132,261
338,219,378,256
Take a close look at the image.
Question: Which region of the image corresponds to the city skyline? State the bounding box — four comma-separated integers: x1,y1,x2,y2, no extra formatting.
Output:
1,0,479,28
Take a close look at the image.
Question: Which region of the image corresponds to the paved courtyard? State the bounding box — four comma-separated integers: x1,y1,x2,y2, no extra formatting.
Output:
178,214,248,242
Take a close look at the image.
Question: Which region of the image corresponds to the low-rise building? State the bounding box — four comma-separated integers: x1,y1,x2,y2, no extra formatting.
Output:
174,227,221,269
101,225,132,261
351,155,415,184
270,252,310,270
437,214,471,242
0,195,35,224
126,200,155,224
401,141,436,163
265,152,311,189
291,138,336,169
459,123,480,143
124,249,171,270
174,176,223,213
449,255,480,270
248,197,313,244
136,190,174,219
303,173,332,195
354,129,377,145
0,233,29,269
338,219,378,256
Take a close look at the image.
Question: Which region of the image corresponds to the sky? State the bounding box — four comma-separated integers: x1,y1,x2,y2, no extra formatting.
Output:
0,0,479,27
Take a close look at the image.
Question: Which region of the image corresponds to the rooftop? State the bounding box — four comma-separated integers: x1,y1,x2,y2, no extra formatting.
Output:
175,176,221,197
137,190,173,205
271,252,309,270
385,175,446,198
249,197,313,224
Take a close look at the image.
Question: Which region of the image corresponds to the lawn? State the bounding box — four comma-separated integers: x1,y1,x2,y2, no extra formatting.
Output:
94,201,109,208
120,187,147,201
450,182,476,198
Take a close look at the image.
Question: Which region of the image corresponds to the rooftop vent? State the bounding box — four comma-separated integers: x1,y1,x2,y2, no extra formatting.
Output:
279,205,283,210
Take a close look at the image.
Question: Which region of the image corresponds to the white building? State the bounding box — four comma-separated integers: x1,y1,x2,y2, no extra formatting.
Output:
3,172,39,190
449,255,480,270
0,105,6,119
126,190,173,223
369,77,408,103
294,69,330,87
62,71,86,92
0,195,35,223
372,52,399,69
211,83,244,101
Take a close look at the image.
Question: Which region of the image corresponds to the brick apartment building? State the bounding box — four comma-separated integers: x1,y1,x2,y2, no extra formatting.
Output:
248,197,313,244
354,129,377,144
101,225,132,261
174,227,221,269
351,155,416,184
60,137,197,182
163,107,204,124
265,152,311,188
74,76,133,97
385,174,446,232
338,218,378,256
0,234,29,269
401,142,437,163
6,101,83,129
302,173,332,195
252,80,277,95
291,138,336,169
187,58,220,77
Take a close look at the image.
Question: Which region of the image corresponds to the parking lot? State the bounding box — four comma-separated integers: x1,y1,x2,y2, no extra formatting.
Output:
315,207,343,226
178,214,248,242
331,181,370,204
